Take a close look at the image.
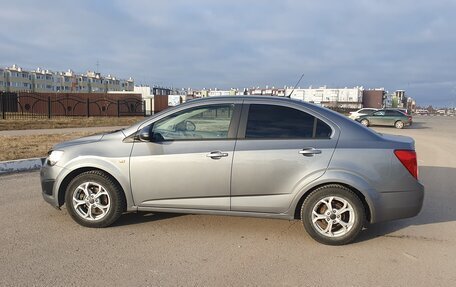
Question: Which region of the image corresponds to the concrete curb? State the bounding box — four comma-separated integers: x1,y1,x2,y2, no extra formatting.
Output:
0,158,45,175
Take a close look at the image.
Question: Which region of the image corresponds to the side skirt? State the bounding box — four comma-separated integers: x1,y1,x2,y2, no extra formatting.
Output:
136,206,294,220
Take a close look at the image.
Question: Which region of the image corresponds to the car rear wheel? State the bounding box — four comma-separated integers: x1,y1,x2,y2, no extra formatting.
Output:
395,120,404,129
360,119,369,127
65,170,125,228
301,185,365,245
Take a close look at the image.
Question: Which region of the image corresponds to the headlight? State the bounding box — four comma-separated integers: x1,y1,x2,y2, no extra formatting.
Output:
48,150,64,166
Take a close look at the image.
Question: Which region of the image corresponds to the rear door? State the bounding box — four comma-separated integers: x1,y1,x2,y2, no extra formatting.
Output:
384,110,399,125
230,102,339,213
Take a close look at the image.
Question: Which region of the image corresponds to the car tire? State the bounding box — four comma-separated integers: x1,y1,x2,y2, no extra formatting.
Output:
395,121,404,129
360,119,369,127
301,185,365,245
65,170,125,228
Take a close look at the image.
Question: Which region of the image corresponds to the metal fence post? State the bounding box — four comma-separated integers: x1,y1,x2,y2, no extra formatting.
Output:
143,100,146,117
0,92,6,119
1,93,5,120
47,97,51,119
86,98,90,117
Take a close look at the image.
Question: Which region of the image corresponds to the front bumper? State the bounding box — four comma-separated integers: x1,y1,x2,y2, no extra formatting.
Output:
371,183,424,223
40,160,64,208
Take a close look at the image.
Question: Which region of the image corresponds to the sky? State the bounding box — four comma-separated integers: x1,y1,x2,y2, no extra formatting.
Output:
1,0,455,107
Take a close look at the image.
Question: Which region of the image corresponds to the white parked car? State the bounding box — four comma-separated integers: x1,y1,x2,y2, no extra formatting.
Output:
349,108,378,120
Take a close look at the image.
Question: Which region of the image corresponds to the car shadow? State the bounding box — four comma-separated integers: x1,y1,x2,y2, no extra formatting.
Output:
356,166,456,242
111,166,453,244
407,121,429,129
371,121,429,131
112,211,184,227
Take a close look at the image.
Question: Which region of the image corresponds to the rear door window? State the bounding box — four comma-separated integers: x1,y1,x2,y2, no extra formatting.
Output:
385,110,401,116
245,104,332,139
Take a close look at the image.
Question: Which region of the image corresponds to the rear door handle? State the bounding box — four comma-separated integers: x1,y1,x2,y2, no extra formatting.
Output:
299,148,322,156
206,151,229,159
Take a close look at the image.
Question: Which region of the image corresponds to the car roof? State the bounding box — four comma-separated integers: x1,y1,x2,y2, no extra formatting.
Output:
188,96,345,119
187,95,324,110
385,108,407,111
124,95,382,142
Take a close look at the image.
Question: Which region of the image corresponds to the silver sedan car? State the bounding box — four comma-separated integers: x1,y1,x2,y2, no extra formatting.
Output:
40,96,424,245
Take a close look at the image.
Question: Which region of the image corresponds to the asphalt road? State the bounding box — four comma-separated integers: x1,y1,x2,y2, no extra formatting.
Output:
0,116,455,286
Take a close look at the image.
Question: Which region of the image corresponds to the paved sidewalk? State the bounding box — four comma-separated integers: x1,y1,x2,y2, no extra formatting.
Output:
0,126,126,136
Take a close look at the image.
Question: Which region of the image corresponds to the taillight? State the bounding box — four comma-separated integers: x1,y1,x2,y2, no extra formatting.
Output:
394,150,418,179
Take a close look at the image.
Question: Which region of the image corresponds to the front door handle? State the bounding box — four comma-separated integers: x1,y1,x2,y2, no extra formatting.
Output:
206,151,229,159
299,148,322,157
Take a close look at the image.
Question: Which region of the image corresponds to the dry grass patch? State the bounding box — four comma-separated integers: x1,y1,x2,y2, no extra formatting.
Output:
0,132,96,161
0,116,144,131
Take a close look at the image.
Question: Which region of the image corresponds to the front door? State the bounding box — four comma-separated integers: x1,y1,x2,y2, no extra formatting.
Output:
370,110,386,125
130,103,240,211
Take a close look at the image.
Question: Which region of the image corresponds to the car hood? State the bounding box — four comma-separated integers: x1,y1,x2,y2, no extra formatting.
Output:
52,129,125,150
52,134,104,150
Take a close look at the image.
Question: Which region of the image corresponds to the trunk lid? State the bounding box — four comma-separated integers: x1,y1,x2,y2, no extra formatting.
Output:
379,133,415,150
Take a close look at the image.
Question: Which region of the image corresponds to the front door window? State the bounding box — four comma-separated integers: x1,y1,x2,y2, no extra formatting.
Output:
152,104,235,141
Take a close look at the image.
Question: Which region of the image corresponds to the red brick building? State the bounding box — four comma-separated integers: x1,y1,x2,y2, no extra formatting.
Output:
362,90,385,109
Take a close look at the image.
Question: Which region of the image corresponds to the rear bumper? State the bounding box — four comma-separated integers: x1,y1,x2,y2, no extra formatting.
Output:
371,184,424,223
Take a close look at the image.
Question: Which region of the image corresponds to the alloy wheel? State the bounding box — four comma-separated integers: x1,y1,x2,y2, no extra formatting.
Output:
72,181,111,221
311,196,355,238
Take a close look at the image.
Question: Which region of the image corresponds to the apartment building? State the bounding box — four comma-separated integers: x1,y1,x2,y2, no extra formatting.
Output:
121,79,134,91
208,89,236,97
63,71,76,91
286,86,364,109
190,87,286,97
105,75,121,92
3,65,33,92
0,68,6,90
247,87,285,96
0,65,134,93
76,74,90,93
85,71,104,92
193,89,208,97
152,86,172,96
32,68,56,92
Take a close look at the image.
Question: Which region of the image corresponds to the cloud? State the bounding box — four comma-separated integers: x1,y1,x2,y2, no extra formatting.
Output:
0,0,455,106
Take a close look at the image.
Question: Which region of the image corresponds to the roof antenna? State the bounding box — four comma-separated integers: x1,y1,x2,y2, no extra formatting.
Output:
287,73,304,98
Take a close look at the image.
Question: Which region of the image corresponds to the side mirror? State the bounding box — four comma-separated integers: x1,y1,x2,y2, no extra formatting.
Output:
138,126,151,142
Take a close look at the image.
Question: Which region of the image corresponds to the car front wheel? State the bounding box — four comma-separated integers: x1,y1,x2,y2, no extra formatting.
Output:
65,170,125,228
360,119,369,127
301,185,365,245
